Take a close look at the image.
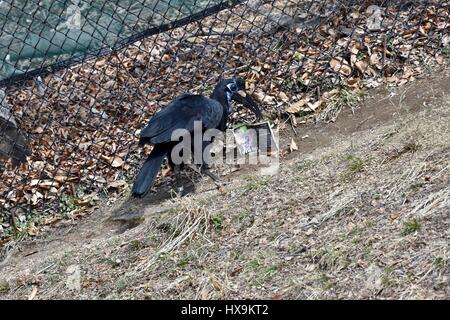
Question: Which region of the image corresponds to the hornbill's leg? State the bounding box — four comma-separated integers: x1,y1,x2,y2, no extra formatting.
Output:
164,145,184,177
164,148,183,195
186,139,226,191
161,146,176,177
168,145,193,195
200,140,225,188
201,165,222,187
161,166,173,177
186,164,222,187
202,165,227,193
167,153,175,171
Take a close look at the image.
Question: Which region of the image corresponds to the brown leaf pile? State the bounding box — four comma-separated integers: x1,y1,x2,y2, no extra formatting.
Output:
0,0,448,239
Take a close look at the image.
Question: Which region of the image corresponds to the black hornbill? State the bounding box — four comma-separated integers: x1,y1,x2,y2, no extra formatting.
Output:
132,78,262,197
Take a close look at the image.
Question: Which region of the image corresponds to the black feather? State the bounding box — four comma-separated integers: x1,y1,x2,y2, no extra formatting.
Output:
132,144,170,197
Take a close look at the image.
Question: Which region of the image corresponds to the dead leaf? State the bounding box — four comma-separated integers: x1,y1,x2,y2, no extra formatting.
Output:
254,91,276,104
307,100,322,111
355,60,368,74
285,99,308,113
289,138,298,152
27,225,38,236
229,266,244,277
28,286,38,300
366,5,383,31
108,180,126,188
345,78,360,89
442,35,449,48
330,57,352,76
278,91,289,101
111,157,125,168
370,53,380,66
45,217,62,225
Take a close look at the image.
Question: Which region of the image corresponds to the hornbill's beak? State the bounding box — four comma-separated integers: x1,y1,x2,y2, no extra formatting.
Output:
232,91,263,120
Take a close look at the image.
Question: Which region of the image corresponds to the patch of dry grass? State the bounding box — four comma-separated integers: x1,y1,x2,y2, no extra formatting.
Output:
1,73,449,300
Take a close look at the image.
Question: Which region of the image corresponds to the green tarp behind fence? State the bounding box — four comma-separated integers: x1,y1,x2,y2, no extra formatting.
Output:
0,0,239,84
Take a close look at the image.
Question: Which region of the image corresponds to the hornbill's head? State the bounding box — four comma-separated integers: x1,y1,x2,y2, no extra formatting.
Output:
212,78,263,120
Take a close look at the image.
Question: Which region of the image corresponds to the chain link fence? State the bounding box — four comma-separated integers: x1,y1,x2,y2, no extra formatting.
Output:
0,0,448,240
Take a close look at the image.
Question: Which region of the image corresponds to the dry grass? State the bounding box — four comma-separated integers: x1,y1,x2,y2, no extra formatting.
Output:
0,71,449,300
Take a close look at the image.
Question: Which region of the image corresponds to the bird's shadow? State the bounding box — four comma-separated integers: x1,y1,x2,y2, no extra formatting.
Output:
107,147,239,233
106,172,202,233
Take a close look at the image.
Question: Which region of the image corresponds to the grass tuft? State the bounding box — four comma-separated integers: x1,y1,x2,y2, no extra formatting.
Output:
339,155,366,182
401,218,421,236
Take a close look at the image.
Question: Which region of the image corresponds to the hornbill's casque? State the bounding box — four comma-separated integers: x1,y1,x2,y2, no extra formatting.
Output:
132,78,262,197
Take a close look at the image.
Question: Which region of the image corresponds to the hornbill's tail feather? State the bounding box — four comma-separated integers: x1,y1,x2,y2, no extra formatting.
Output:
132,144,170,197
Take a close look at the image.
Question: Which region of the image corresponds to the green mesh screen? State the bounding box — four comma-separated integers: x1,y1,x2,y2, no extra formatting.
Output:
0,0,237,83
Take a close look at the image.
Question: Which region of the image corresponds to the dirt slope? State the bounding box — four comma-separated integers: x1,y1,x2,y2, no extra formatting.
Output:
0,70,449,299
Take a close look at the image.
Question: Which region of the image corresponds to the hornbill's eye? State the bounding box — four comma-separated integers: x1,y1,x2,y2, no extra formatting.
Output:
227,83,237,92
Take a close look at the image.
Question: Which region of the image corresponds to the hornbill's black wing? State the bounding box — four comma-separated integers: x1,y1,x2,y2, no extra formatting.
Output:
139,94,223,145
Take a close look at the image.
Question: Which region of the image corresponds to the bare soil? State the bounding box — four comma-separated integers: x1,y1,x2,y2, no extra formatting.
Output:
0,69,449,299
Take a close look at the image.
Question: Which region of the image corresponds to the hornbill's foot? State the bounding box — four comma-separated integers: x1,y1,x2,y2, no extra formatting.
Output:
201,167,228,193
187,164,225,190
170,165,185,196
202,168,221,185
